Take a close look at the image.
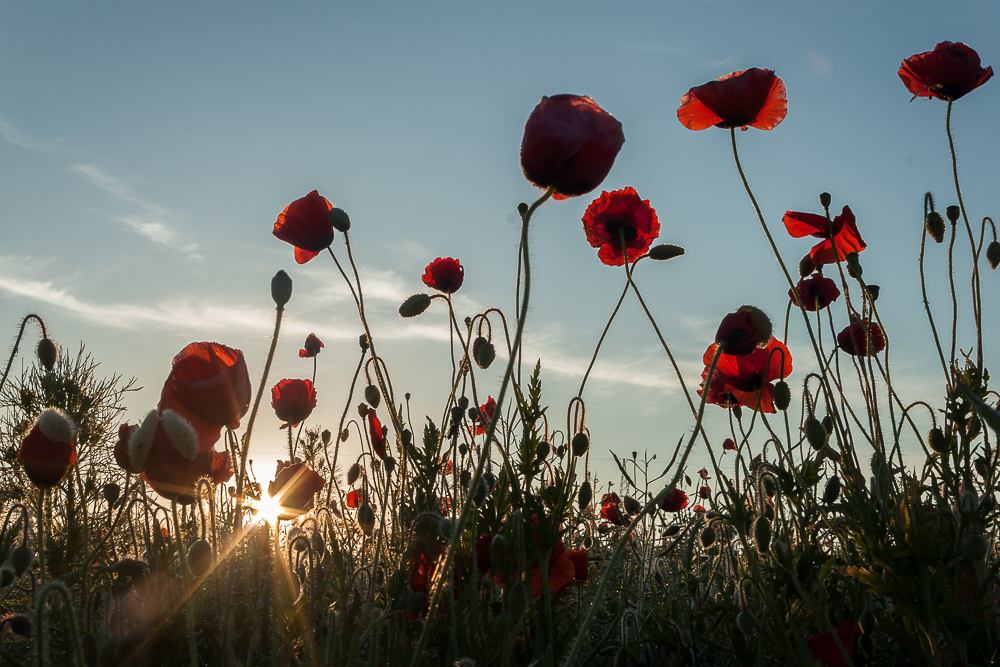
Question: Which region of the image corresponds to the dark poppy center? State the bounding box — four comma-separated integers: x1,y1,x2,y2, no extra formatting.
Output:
605,218,638,243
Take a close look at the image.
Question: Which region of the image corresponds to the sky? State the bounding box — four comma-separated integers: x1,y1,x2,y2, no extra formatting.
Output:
1,1,999,497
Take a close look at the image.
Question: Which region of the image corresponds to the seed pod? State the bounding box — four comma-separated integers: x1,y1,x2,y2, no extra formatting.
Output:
103,483,121,505
571,432,589,457
0,567,14,587
925,211,946,243
385,457,396,476
805,416,827,450
535,440,550,461
623,496,641,515
665,524,680,537
472,337,496,370
577,481,592,510
736,611,755,636
270,270,293,307
927,427,948,454
10,546,33,578
700,525,716,549
858,610,876,635
36,338,58,371
364,385,381,409
822,476,841,504
542,485,559,504
822,415,834,434
962,534,989,561
8,613,33,638
348,463,361,485
773,381,790,411
864,284,881,302
798,253,816,278
648,243,685,261
988,241,1000,270
819,192,832,209
753,517,771,555
357,504,376,536
187,539,213,577
398,293,432,318
458,443,468,457
329,207,351,233
946,205,961,224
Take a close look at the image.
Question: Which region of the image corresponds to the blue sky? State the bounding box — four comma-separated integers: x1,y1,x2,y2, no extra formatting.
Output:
1,1,998,494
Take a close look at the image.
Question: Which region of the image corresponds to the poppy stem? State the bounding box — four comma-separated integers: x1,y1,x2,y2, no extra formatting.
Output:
0,313,46,398
172,500,200,667
577,275,630,398
35,488,46,588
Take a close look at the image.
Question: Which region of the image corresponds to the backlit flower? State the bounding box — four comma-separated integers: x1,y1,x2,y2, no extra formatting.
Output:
899,41,993,101
677,68,787,131
299,334,324,358
472,397,496,435
270,379,317,428
267,460,326,519
19,408,77,488
783,205,866,267
421,257,464,294
272,190,336,264
659,487,688,513
600,500,624,526
133,410,232,503
346,489,364,508
837,319,886,357
367,409,388,460
529,540,588,598
699,486,711,499
700,337,793,414
520,94,625,200
581,187,660,266
805,620,857,667
715,311,760,356
723,438,737,451
158,342,251,452
790,274,841,311
114,422,140,474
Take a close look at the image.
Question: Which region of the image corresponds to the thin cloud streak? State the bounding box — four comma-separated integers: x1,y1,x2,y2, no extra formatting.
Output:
0,117,62,152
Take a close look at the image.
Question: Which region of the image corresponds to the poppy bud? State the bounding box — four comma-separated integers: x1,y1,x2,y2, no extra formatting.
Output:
736,611,755,636
732,403,743,420
188,539,213,577
357,403,368,418
7,614,33,638
460,470,472,489
517,202,529,217
705,510,718,520
962,534,989,561
761,475,776,498
401,429,412,447
845,252,863,279
664,524,680,537
321,429,331,445
571,432,589,457
357,503,375,536
988,241,1000,270
819,192,832,209
328,207,351,233
398,293,432,318
103,483,121,505
385,457,396,476
822,476,841,504
458,442,468,457
864,284,881,302
340,428,350,442
535,440,550,462
271,270,292,307
19,408,78,488
10,546,33,578
404,591,426,616
798,253,816,278
925,211,946,243
347,463,361,486
700,525,716,549
976,456,989,478
822,415,834,434
715,310,759,356
946,205,961,224
36,337,58,371
805,416,827,451
0,567,14,587
960,491,979,517
556,444,566,457
753,517,771,555
623,496,641,515
981,494,996,516
438,518,454,539
927,427,948,454
578,481,592,510
472,337,496,369
773,381,790,411
364,385,381,409
358,334,370,351
648,243,685,261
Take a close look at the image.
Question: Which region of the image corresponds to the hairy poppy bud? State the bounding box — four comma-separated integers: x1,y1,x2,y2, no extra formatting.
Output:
805,416,827,451
700,525,716,549
864,284,881,302
10,546,33,578
472,337,496,369
960,491,979,517
946,205,961,224
517,202,529,217
648,243,685,261
347,463,361,486
753,517,771,555
340,428,350,442
7,613,33,638
963,534,989,561
798,253,816,278
822,476,841,504
819,192,832,209
358,334,370,351
535,440,550,461
364,385,381,409
976,456,989,478
188,539,213,577
36,337,58,371
761,475,776,498
329,207,351,233
578,481,592,510
571,432,590,457
399,293,432,318
438,517,454,539
927,427,948,454
822,416,834,434
732,403,743,420
103,483,120,505
773,381,790,411
0,567,14,587
460,470,472,489
987,241,1000,270
925,211,945,243
271,270,292,307
321,429,331,445
665,524,680,537
623,496,641,515
736,611,755,636
846,252,863,279
357,504,375,536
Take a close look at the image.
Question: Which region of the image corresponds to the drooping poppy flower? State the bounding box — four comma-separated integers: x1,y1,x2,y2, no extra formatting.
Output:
659,487,688,513
805,620,857,667
520,94,625,200
715,311,760,356
698,486,711,499
677,68,787,131
299,334,324,358
697,468,710,480
600,501,624,526
345,488,364,508
158,342,251,452
18,408,77,488
133,410,232,503
367,409,388,460
700,337,793,414
837,319,886,357
528,540,588,598
783,206,866,267
790,274,841,311
114,422,141,474
472,397,497,435
267,460,326,519
722,438,737,451
581,187,660,266
272,190,336,264
270,379,317,428
899,41,993,102
421,257,464,294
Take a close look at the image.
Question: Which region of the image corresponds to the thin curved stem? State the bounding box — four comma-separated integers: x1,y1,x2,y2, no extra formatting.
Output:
0,314,46,397
578,274,630,397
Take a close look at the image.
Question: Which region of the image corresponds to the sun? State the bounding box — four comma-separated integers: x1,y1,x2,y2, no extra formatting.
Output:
251,494,283,525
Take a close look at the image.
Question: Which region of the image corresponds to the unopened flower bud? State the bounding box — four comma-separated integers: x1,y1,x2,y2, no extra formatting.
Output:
10,546,33,578
0,567,14,587
187,539,213,577
700,525,716,549
736,611,755,636
927,427,948,454
358,334,370,351
761,475,776,498
805,416,827,451
648,244,685,261
962,534,989,561
7,613,33,638
773,381,790,412
819,192,832,209
732,403,743,420
438,517,454,540
822,476,841,504
753,517,771,555
845,252,863,279
946,205,961,224
364,385,381,409
357,504,375,536
329,207,351,233
858,610,876,635
578,481,592,510
472,337,496,369
822,415,834,434
664,524,680,537
988,241,1000,270
103,483,120,505
36,337,58,371
347,463,361,486
976,456,989,478
535,440,550,461
798,253,816,278
623,496,641,515
572,432,590,457
321,429,331,445
399,293,432,318
517,202,529,217
271,270,293,307
925,211,946,243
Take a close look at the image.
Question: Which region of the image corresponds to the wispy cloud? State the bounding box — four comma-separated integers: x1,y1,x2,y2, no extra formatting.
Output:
706,54,738,70
810,51,832,79
0,116,62,152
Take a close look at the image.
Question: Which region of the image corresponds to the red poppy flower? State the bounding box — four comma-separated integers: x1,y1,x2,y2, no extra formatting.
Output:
272,190,336,264
472,397,496,435
600,501,624,526
367,409,388,460
134,410,232,502
692,504,706,512
715,310,760,356
697,468,710,480
346,489,364,508
722,438,737,451
790,274,841,311
158,342,251,452
474,533,494,575
899,41,993,101
677,68,787,131
698,486,711,499
659,487,688,513
114,422,141,474
783,205,866,267
298,334,324,358
837,319,886,357
19,408,77,488
581,187,660,267
529,540,588,598
421,257,464,294
520,94,625,200
267,460,325,519
270,379,317,428
700,337,793,414
805,620,856,667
